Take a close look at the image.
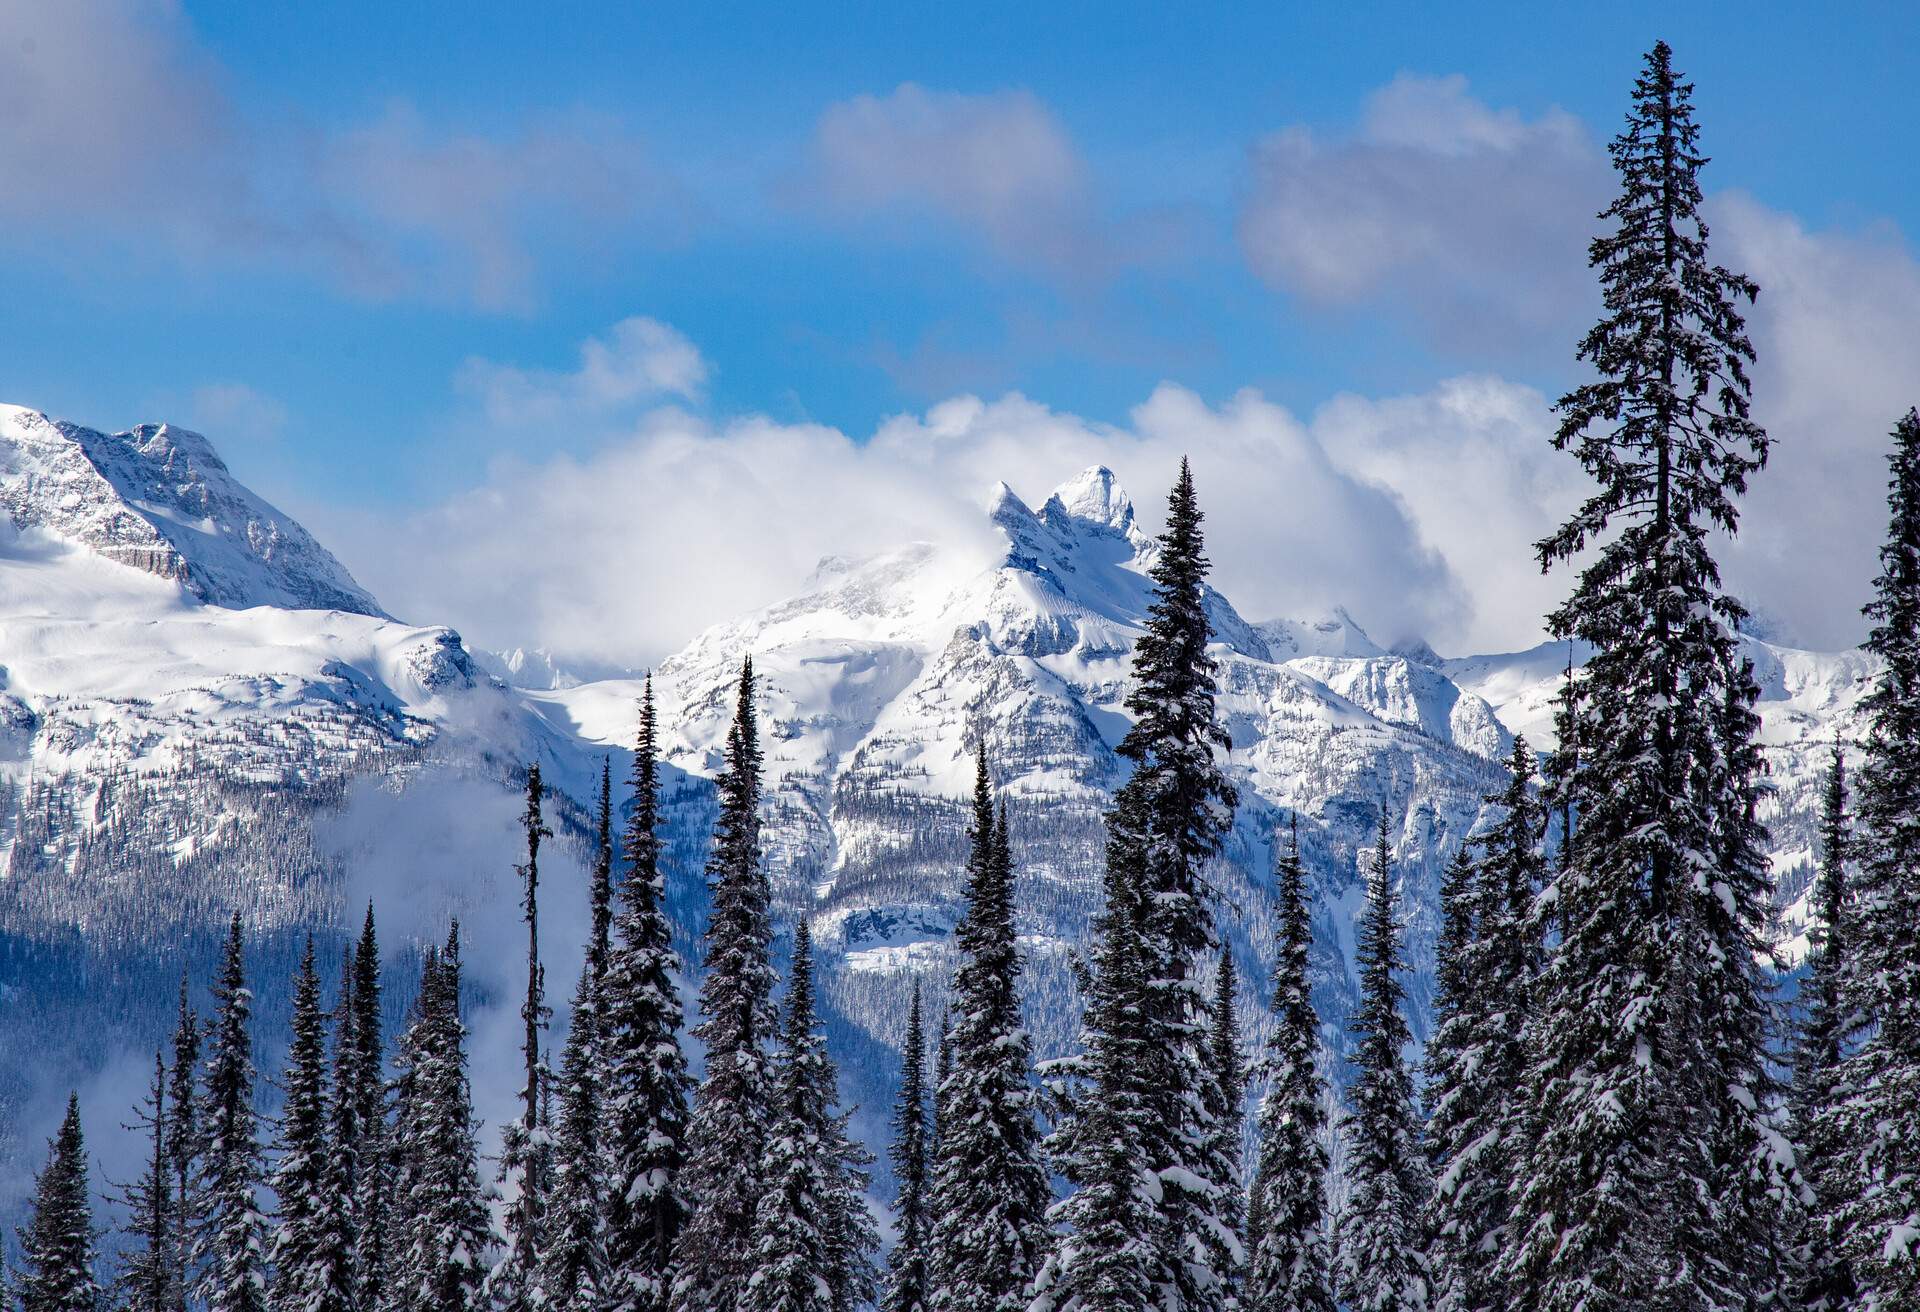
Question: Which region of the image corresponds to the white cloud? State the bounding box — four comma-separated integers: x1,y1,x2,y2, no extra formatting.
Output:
0,1,679,309
1237,74,1607,352
332,320,1504,668
797,83,1116,277
456,317,711,426
1715,195,1920,650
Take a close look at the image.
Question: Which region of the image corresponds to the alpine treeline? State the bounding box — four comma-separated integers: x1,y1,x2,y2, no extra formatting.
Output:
17,38,1920,1312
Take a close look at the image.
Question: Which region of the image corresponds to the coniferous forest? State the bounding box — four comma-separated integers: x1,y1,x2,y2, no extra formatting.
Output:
11,39,1920,1312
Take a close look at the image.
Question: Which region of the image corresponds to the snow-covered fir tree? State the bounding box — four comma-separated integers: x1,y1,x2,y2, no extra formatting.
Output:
882,983,931,1312
1245,822,1334,1312
540,775,619,1312
1793,748,1857,1311
673,659,777,1312
1335,813,1428,1312
268,939,354,1312
541,961,612,1312
345,906,393,1312
198,913,270,1312
116,1053,181,1312
18,1095,102,1312
740,922,877,1312
494,766,556,1312
1504,40,1788,1312
1030,837,1161,1312
1834,406,1920,1307
392,927,498,1312
168,975,204,1312
1042,458,1242,1312
928,756,1050,1312
1424,741,1545,1312
604,678,693,1312
1205,948,1246,1276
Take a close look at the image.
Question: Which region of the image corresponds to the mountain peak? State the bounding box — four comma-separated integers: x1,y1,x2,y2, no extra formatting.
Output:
1041,464,1134,536
0,405,386,618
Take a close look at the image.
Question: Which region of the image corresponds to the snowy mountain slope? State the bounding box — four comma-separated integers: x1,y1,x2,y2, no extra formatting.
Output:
0,405,384,617
0,406,1875,1212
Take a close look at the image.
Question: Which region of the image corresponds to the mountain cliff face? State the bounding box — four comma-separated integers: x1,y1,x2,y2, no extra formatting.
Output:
0,405,385,617
0,408,1870,1206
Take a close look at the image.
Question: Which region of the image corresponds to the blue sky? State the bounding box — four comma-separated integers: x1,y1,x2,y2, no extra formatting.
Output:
1,2,1915,660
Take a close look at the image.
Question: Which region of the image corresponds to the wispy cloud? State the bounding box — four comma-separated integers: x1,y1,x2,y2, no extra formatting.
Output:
0,1,685,310
1237,74,1607,353
456,317,712,427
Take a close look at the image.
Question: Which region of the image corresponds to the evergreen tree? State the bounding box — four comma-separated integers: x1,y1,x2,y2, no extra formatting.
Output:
882,984,931,1312
1245,821,1334,1312
198,914,269,1312
1506,41,1786,1312
168,975,204,1312
346,907,393,1312
928,758,1050,1312
1792,748,1857,1311
1335,812,1427,1312
930,1016,951,1168
18,1095,102,1312
740,923,878,1312
1043,459,1241,1312
672,659,777,1312
1205,949,1246,1274
542,963,612,1312
1030,841,1161,1312
117,1053,181,1312
1835,406,1920,1307
393,927,498,1312
269,938,355,1312
604,678,693,1312
541,771,622,1312
1424,742,1546,1312
495,766,556,1312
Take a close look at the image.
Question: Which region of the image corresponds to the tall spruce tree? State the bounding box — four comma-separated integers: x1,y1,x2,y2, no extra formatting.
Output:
1425,741,1546,1312
541,771,621,1312
673,659,777,1312
1030,839,1161,1312
199,914,269,1312
117,1053,181,1312
393,928,498,1312
1335,812,1427,1312
604,679,693,1312
542,962,612,1312
928,756,1050,1312
1792,748,1857,1311
495,766,556,1312
1834,406,1920,1306
1042,458,1241,1312
168,975,203,1312
740,923,878,1312
18,1095,102,1312
1505,40,1787,1312
346,907,393,1312
269,939,355,1312
1245,821,1334,1312
882,984,932,1312
1205,949,1246,1276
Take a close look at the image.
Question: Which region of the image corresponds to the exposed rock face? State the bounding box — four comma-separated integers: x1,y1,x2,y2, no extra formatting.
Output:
0,405,385,617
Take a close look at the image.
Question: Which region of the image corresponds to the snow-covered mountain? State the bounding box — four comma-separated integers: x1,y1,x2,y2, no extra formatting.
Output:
0,407,1871,1204
0,406,384,617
